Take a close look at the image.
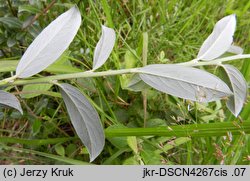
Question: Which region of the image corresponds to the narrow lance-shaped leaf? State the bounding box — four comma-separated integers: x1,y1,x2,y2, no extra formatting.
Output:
221,64,247,116
16,6,81,78
0,17,22,29
21,84,53,99
197,14,236,61
139,64,233,102
93,25,116,70
59,83,105,162
0,90,23,114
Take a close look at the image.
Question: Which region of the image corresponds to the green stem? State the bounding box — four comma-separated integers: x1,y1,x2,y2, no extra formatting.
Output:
1,144,90,165
142,32,148,128
7,0,16,17
100,0,114,28
0,137,76,145
1,122,249,141
105,121,250,137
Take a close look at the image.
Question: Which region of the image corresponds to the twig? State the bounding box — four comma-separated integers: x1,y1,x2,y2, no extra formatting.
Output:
23,0,57,29
142,32,148,128
7,0,17,17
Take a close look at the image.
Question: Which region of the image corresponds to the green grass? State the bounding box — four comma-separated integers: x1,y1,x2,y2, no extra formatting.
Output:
0,0,250,165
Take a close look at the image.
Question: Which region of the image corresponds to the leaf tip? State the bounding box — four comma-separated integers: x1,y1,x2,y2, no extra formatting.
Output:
93,25,116,70
89,146,104,162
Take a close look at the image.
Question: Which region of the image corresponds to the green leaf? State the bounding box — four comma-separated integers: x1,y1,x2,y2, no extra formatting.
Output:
124,50,137,69
21,84,53,99
0,60,82,74
123,156,139,165
127,136,138,154
0,61,18,73
146,118,167,127
0,17,22,29
141,150,162,164
154,137,191,154
55,144,65,157
32,119,41,136
18,5,41,14
7,37,16,47
66,144,77,157
46,64,82,74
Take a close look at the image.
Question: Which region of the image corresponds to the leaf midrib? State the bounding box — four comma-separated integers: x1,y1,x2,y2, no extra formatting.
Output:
199,16,235,60
16,9,74,76
140,70,231,94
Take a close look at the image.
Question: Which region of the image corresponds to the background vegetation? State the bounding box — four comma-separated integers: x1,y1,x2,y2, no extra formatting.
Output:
0,0,249,165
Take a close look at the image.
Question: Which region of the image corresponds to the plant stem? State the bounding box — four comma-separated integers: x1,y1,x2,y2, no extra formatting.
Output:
142,32,148,128
1,54,250,87
1,122,249,141
0,68,140,87
23,0,57,29
7,0,16,17
105,121,250,137
0,137,76,145
179,54,250,66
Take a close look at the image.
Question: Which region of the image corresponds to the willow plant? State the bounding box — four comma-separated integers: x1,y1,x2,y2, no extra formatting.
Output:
0,6,249,161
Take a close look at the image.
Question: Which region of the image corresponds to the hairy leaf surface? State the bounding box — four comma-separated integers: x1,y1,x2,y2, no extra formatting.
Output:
93,25,115,70
0,90,23,114
16,6,81,78
59,83,104,162
139,64,232,102
222,64,247,116
197,14,236,61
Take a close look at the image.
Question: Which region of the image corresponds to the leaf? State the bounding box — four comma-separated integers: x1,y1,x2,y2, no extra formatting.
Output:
227,45,243,55
123,156,140,165
221,64,247,116
0,17,22,29
0,60,82,74
127,136,138,154
21,84,53,99
55,144,65,157
7,37,16,47
15,6,81,78
18,5,41,14
93,25,115,70
59,83,105,162
139,64,233,102
46,64,82,74
32,119,41,136
0,90,23,114
197,14,236,61
124,50,137,69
